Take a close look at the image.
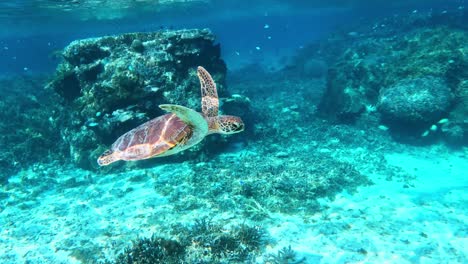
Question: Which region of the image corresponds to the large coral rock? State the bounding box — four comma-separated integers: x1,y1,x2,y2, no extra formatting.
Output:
319,27,466,119
48,29,228,169
0,76,63,182
378,76,453,125
444,79,468,144
316,12,467,142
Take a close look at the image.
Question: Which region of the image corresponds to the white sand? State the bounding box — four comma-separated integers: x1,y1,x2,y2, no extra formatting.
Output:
262,146,467,263
0,145,467,263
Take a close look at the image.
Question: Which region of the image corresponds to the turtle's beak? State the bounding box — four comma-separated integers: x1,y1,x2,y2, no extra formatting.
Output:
232,120,245,133
97,150,116,166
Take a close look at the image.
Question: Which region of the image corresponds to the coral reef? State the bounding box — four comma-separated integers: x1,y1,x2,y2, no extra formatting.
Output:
1,29,441,263
47,29,249,169
0,76,64,183
444,79,468,145
112,236,184,264
2,5,467,264
152,71,374,217
313,10,467,143
105,219,265,264
177,219,265,262
178,135,370,217
266,246,306,264
378,76,453,126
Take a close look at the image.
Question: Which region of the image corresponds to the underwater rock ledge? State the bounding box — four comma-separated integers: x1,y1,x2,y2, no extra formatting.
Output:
315,11,467,145
48,28,231,169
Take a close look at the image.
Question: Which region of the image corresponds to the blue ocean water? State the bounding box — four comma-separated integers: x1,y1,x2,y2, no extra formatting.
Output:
0,0,467,263
0,0,457,75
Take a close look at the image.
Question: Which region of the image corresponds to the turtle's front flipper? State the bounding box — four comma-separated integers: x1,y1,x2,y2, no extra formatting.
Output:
159,104,209,148
198,66,219,117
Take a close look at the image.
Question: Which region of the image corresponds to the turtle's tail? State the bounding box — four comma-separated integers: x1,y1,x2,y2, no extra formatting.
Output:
97,149,118,166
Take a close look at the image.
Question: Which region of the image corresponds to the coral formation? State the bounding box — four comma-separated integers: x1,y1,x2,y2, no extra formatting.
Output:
266,246,306,264
444,79,468,145
171,138,371,217
1,21,436,263
151,70,373,217
2,5,467,264
0,76,64,183
178,219,265,262
314,10,467,143
47,29,249,169
106,219,265,263
378,76,453,126
112,236,184,264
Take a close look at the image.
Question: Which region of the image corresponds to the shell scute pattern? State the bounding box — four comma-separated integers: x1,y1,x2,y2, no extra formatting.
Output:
101,114,192,163
97,66,244,166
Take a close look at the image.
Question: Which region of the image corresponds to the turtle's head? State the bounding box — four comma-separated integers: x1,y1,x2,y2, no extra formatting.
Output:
97,149,118,166
211,115,244,134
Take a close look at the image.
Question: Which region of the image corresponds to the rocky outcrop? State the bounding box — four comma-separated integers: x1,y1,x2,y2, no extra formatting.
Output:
0,76,64,182
48,29,232,169
316,10,467,144
378,76,453,126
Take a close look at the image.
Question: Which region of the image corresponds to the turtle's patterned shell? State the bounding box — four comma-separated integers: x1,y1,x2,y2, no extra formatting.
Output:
111,113,192,161
97,66,244,166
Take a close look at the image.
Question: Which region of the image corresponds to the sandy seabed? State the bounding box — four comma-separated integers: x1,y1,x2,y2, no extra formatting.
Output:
0,144,467,263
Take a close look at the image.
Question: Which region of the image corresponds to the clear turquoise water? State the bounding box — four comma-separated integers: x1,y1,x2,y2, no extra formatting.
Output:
0,1,467,263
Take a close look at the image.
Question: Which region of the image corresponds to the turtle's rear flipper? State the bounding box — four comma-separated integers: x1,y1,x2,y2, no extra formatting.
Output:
159,104,209,148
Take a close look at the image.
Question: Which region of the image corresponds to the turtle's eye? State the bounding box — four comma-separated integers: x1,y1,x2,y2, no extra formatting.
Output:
232,121,244,132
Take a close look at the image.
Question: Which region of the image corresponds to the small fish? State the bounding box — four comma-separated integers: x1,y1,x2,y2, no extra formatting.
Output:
143,86,160,93
437,118,449,124
378,125,389,131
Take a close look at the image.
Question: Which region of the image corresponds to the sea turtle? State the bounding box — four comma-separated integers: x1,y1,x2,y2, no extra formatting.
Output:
97,66,244,166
